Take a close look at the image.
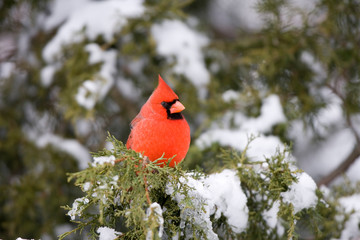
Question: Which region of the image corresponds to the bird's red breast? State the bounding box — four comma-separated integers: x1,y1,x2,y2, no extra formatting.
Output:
126,75,190,167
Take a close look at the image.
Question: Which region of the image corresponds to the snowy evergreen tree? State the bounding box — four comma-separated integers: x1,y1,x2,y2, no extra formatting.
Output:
0,0,360,239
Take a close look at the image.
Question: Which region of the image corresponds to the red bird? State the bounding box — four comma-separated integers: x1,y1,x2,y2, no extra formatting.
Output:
126,75,190,167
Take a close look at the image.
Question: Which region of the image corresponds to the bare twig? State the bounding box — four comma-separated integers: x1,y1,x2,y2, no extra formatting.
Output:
115,158,125,163
142,156,152,205
317,143,360,186
346,115,360,149
143,174,152,205
317,84,360,186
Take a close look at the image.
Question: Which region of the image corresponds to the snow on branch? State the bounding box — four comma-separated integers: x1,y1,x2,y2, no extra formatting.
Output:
60,134,324,239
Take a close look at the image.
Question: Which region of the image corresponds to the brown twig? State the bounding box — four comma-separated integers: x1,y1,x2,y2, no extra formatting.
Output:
317,143,360,186
143,174,152,205
115,158,125,163
142,156,152,205
317,84,360,186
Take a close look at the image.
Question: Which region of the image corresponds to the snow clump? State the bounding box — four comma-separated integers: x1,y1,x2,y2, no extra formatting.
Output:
166,169,248,239
145,202,164,239
97,226,122,240
337,194,360,240
92,155,116,166
196,94,287,161
151,19,210,99
67,197,90,220
281,172,318,213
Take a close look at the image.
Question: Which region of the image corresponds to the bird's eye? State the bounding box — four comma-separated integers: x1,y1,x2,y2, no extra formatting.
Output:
161,101,170,109
161,99,179,109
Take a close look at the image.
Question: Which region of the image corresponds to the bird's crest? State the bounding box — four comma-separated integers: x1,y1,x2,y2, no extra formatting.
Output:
149,75,179,103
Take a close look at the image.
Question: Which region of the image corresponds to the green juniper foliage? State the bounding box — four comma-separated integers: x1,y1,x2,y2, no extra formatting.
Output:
60,135,354,240
220,139,301,240
60,134,208,239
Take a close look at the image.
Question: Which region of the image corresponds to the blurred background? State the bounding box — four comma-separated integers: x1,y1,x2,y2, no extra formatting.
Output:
1,0,360,238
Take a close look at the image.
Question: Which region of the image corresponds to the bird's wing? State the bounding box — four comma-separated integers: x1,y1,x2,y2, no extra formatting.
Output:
126,113,143,149
130,113,143,129
126,131,134,149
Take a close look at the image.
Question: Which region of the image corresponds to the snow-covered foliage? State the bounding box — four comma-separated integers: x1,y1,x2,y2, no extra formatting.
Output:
58,135,328,239
42,0,145,62
196,94,287,160
145,202,164,239
41,0,145,112
75,44,117,110
280,172,317,213
151,19,210,99
97,227,122,240
337,194,360,239
166,170,248,239
2,0,360,239
289,88,360,182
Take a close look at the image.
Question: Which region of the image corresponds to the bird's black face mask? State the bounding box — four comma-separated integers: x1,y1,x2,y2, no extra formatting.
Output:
161,99,184,120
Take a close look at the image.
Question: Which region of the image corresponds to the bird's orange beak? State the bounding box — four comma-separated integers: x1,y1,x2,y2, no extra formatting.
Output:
170,101,185,113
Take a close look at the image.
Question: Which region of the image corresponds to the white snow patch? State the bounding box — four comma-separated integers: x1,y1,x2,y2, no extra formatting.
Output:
247,135,285,160
345,114,360,182
43,0,145,62
208,0,320,35
42,0,89,31
167,174,218,240
205,169,248,233
40,64,59,87
290,119,355,180
32,132,91,170
262,201,285,236
145,202,164,239
242,95,286,133
75,44,117,110
281,172,317,213
23,104,91,169
287,0,324,27
263,201,280,228
75,80,101,110
116,77,142,101
302,128,355,178
350,114,360,139
222,89,239,102
346,156,360,182
92,155,116,166
68,197,90,220
288,90,357,180
337,194,360,240
151,19,209,98
300,51,326,82
196,95,286,160
83,182,92,191
105,141,115,151
197,129,284,161
75,118,93,137
97,226,122,240
127,58,146,75
319,185,331,199
166,170,248,239
0,62,15,79
208,0,264,33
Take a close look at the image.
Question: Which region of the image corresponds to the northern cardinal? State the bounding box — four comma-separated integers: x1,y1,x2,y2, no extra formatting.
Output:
126,75,190,167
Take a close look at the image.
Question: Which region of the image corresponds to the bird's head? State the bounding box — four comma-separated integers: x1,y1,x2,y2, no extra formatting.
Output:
148,75,186,120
